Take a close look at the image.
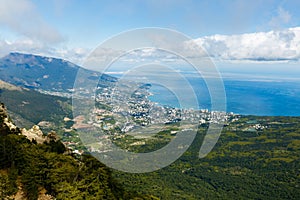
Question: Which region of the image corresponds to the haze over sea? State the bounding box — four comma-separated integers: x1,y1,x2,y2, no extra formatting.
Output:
149,78,300,116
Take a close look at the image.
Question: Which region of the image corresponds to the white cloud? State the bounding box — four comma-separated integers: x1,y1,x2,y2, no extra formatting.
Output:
0,39,46,57
54,47,90,64
194,27,300,61
269,7,291,29
0,0,64,44
2,23,300,67
0,38,89,65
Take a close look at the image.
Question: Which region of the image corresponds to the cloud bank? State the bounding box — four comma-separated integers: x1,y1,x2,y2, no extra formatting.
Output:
1,26,300,65
194,27,300,61
78,26,300,67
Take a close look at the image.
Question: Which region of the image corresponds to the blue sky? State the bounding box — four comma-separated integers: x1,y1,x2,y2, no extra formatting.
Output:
0,0,300,70
28,0,300,44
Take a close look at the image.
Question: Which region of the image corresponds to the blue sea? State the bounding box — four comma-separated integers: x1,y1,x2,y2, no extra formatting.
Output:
148,77,300,116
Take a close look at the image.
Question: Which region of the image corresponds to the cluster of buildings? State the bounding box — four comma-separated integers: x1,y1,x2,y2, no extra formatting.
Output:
66,80,241,154
91,81,233,135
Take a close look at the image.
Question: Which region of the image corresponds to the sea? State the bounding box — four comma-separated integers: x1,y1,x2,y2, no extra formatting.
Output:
148,77,300,116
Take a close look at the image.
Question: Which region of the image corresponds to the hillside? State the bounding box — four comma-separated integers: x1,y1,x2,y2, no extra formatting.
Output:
0,80,72,128
113,115,300,199
0,103,158,200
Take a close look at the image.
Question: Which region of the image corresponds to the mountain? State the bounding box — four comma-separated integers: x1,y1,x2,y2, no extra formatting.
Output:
0,52,117,130
0,52,116,92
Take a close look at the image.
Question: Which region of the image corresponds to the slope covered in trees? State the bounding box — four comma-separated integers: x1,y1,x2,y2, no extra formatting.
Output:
0,103,157,200
113,116,300,199
1,93,300,199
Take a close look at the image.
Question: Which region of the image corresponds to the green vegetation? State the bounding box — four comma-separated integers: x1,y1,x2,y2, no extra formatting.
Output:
0,88,84,151
0,88,72,127
111,125,180,153
1,88,300,199
112,116,300,199
0,104,157,200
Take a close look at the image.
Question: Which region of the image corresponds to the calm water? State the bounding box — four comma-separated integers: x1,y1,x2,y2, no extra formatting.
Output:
149,78,300,116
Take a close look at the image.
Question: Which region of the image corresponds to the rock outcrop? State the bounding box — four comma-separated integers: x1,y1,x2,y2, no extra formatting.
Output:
0,103,59,144
0,103,20,135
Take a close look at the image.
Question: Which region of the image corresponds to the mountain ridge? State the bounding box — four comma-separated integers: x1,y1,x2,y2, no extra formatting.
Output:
0,52,116,93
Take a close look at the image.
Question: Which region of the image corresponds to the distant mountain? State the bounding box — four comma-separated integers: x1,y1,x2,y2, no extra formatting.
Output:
0,52,116,92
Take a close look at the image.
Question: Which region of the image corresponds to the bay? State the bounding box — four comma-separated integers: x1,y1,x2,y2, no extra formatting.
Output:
149,78,300,116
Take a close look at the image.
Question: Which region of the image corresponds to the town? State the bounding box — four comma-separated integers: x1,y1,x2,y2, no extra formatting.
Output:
70,80,238,153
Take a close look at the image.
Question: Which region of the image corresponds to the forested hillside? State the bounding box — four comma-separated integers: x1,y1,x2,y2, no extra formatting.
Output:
113,116,300,199
0,103,157,200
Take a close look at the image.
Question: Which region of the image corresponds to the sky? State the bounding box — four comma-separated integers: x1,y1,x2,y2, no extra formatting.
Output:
0,0,300,73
